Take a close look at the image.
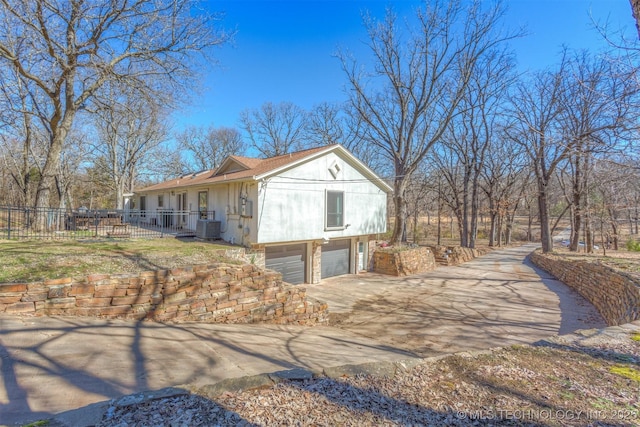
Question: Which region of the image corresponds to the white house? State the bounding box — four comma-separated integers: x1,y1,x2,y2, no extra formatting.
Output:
133,144,391,284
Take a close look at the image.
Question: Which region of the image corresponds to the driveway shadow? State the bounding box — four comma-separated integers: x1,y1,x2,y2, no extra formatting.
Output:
0,316,417,425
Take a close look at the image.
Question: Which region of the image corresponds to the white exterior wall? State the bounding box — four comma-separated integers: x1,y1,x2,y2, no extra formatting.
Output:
210,181,259,246
135,182,261,245
256,151,387,244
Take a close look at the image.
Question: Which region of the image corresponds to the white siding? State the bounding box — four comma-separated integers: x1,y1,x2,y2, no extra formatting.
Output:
256,151,387,244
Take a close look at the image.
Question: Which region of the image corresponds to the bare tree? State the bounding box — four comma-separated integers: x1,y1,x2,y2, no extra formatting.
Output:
239,102,308,157
91,88,170,209
0,65,45,207
438,46,515,248
141,146,189,184
305,102,348,147
339,0,518,244
0,0,230,225
305,102,387,175
507,56,571,253
558,52,634,252
431,146,464,243
404,169,434,243
177,125,246,172
480,131,530,247
631,0,640,39
508,49,637,252
54,127,89,211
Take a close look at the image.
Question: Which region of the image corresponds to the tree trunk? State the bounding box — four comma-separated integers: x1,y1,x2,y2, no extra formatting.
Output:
611,220,619,250
527,206,534,242
487,191,497,246
631,0,640,40
489,212,497,247
453,209,463,244
412,209,419,243
538,179,553,253
469,175,480,249
504,210,515,245
34,138,64,230
585,212,594,253
569,154,582,252
461,176,470,248
437,178,442,246
115,178,125,210
390,177,409,244
34,99,76,229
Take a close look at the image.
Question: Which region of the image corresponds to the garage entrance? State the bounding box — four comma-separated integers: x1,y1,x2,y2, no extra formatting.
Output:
321,239,351,279
265,244,306,284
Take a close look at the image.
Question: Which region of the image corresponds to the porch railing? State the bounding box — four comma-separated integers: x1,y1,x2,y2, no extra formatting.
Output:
0,206,216,240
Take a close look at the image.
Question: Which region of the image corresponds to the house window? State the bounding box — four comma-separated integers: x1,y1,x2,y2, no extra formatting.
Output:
139,196,146,217
177,193,187,222
158,195,164,208
326,190,344,229
198,191,208,219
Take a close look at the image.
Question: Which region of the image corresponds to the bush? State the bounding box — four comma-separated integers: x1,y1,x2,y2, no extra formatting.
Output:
625,239,640,252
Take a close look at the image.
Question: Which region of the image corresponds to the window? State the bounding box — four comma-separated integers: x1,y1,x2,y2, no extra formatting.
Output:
326,191,344,229
198,191,208,219
177,193,187,222
139,196,146,217
158,195,164,208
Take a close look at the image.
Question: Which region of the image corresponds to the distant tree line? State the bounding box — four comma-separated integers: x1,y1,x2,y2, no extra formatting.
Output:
1,0,639,254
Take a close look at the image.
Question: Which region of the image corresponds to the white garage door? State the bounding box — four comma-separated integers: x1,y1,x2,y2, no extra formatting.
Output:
321,239,351,279
265,244,306,285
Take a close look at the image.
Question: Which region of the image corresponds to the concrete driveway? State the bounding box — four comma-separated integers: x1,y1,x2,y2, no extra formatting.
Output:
1,243,605,425
306,243,606,356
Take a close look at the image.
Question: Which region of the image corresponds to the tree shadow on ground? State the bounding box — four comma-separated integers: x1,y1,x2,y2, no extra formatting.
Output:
0,315,417,426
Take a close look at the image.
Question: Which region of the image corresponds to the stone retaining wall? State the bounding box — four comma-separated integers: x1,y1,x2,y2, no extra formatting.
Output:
530,251,640,326
373,247,436,276
429,245,493,266
0,264,328,325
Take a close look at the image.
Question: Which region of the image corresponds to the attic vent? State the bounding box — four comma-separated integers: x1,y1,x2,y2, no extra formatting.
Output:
329,161,341,179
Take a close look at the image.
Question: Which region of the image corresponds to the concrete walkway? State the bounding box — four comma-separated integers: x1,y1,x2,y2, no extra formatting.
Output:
0,318,414,425
0,243,605,425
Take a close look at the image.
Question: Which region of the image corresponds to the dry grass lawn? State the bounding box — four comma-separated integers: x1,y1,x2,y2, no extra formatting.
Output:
0,238,235,283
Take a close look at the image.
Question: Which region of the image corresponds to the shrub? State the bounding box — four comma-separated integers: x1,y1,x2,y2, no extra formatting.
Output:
625,239,640,252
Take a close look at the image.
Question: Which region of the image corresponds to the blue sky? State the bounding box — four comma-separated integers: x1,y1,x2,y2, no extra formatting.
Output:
175,0,636,132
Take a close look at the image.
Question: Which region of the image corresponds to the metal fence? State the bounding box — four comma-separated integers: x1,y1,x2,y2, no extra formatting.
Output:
0,206,216,240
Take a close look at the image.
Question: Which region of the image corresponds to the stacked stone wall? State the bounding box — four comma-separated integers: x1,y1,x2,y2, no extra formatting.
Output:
373,247,436,276
0,263,328,325
429,246,492,266
530,251,640,326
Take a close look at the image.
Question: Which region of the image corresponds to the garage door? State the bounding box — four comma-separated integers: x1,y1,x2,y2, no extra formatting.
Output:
265,244,306,285
321,239,351,279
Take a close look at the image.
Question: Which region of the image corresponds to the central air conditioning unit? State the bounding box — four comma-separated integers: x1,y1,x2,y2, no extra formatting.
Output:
196,220,221,240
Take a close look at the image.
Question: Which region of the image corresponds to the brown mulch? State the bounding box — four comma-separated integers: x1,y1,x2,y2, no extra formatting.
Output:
98,331,640,427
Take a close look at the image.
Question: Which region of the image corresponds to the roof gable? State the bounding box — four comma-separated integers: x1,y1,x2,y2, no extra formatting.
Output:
254,145,393,193
134,144,391,194
215,156,260,175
